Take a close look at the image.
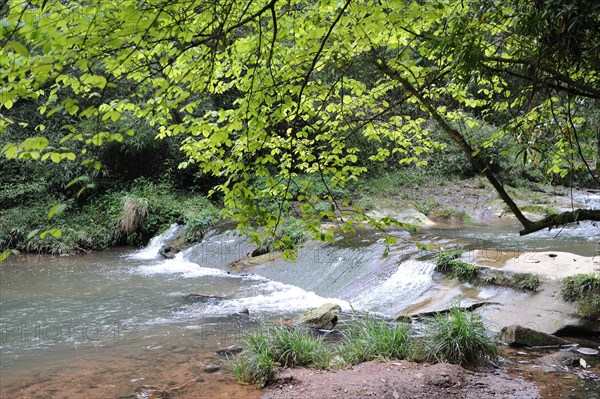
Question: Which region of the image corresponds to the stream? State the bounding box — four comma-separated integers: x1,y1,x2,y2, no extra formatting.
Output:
0,212,598,397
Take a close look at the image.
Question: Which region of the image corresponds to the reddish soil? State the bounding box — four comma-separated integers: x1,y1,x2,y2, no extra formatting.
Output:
262,360,538,399
3,349,599,399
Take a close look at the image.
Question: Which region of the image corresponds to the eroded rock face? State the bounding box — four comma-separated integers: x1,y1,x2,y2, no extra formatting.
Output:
498,325,572,347
295,303,341,329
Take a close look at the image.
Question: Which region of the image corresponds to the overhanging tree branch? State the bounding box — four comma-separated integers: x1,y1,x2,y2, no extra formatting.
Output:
374,57,600,235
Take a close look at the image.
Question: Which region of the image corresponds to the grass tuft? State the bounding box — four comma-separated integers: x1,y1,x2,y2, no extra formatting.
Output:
561,274,600,301
422,307,499,367
434,249,479,282
336,316,412,366
227,326,329,387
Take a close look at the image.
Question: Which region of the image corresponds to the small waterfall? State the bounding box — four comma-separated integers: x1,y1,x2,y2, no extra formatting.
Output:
353,259,435,315
127,223,182,260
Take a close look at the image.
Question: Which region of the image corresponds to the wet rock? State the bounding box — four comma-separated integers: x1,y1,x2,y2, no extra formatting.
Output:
577,347,599,356
159,227,186,259
396,302,496,321
183,294,223,304
216,345,243,356
538,350,580,368
295,303,341,329
135,386,169,399
203,364,220,373
498,325,572,347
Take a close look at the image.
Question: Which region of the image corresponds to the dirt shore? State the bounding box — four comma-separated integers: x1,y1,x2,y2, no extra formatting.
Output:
262,360,539,399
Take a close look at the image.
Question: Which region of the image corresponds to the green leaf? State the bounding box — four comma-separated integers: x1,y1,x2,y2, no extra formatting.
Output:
0,250,20,262
27,229,40,240
9,41,29,57
48,203,66,219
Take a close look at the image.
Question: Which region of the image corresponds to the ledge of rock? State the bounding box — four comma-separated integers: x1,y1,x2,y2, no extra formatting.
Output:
498,325,573,347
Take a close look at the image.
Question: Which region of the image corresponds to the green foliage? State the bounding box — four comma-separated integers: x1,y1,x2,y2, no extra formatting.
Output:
184,207,220,243
561,274,600,302
434,249,481,282
448,260,480,282
511,273,541,292
268,327,330,369
1,0,599,254
434,248,465,273
229,329,279,388
251,217,310,257
482,271,540,292
422,308,500,367
561,274,600,320
336,316,412,366
230,311,501,385
0,174,218,254
228,327,329,387
482,272,509,286
414,198,441,216
433,208,474,224
520,205,558,217
363,170,440,196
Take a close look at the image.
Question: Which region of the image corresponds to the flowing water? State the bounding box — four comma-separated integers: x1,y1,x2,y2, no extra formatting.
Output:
0,204,598,397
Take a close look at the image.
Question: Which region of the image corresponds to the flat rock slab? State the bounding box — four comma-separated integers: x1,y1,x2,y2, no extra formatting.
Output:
501,252,598,279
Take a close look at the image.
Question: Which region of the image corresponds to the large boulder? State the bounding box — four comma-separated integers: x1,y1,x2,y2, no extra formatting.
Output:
296,303,341,329
498,325,572,347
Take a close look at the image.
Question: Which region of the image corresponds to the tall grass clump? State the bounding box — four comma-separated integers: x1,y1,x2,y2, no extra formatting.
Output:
119,196,149,235
434,248,479,282
336,316,412,366
434,248,464,273
422,307,499,367
228,326,329,387
561,274,600,319
229,329,278,388
512,273,540,292
269,327,330,369
561,274,600,301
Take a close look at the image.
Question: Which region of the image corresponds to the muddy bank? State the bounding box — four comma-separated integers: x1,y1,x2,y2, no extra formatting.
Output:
262,360,539,399
0,349,262,399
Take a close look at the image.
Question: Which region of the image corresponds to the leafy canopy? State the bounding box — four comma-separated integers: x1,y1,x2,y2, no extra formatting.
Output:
1,0,599,256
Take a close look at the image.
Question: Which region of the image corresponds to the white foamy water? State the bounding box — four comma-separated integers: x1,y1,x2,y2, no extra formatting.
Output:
354,260,435,314
127,223,181,260
135,257,232,278
196,279,350,316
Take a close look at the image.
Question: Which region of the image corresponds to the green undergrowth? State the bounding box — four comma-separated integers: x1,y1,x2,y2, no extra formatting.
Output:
434,248,480,282
434,249,540,291
247,216,310,256
421,307,500,366
561,274,600,319
0,178,219,255
228,310,499,388
335,316,411,366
